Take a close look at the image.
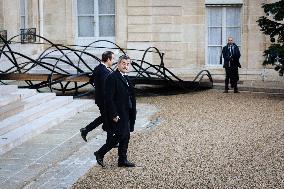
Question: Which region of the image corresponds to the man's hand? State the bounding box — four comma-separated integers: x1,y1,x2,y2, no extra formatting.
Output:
113,116,120,123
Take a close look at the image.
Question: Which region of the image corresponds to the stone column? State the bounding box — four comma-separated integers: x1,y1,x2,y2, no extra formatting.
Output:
3,0,19,38
0,0,4,30
116,0,128,49
44,0,67,44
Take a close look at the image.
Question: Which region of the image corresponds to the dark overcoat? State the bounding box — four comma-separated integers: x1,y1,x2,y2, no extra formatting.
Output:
220,43,241,68
91,63,111,107
103,70,136,135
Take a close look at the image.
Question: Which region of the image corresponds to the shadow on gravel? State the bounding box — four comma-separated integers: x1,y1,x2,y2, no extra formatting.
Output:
135,85,210,97
64,85,211,98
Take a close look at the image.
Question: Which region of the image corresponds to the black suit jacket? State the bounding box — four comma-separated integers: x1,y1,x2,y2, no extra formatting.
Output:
91,63,111,107
220,43,241,69
104,70,136,135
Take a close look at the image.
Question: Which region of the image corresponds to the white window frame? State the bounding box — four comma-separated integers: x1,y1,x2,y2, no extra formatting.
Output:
20,0,28,29
74,0,115,46
205,0,243,4
205,4,242,67
98,1,115,38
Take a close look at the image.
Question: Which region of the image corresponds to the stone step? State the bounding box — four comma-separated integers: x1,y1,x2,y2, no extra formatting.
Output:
0,85,18,94
0,104,99,189
0,99,95,155
0,88,37,109
0,103,155,189
0,93,56,121
11,88,38,99
0,96,73,136
0,94,21,107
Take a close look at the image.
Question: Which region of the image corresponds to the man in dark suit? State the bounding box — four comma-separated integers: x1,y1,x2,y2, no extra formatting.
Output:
220,37,241,93
80,51,114,142
94,55,137,167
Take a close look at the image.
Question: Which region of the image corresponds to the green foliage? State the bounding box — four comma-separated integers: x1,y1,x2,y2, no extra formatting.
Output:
263,44,284,65
257,0,284,76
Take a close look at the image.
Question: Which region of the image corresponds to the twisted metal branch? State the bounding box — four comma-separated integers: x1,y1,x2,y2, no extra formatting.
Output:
0,34,213,96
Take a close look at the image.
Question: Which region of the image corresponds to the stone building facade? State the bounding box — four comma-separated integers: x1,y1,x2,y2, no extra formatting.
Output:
0,0,282,81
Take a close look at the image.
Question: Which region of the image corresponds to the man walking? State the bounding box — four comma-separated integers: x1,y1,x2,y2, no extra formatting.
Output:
220,37,241,93
80,51,114,141
94,55,137,167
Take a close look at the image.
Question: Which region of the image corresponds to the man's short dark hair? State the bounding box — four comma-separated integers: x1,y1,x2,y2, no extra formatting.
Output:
118,54,130,63
102,51,114,62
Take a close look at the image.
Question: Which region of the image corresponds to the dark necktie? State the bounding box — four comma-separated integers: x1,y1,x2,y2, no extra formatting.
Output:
123,75,132,109
123,75,129,86
229,46,232,57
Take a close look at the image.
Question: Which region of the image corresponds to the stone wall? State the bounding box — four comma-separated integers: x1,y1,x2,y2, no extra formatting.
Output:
3,0,19,38
124,0,282,81
44,0,68,44
0,0,39,39
126,0,185,69
0,0,282,82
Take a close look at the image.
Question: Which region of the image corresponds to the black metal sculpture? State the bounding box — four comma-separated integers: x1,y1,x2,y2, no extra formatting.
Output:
0,33,213,96
0,30,7,44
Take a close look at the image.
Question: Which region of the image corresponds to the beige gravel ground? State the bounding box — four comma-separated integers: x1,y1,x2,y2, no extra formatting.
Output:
72,89,284,189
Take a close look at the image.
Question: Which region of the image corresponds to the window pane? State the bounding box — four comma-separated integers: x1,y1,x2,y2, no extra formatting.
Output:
208,27,222,45
99,15,115,36
208,47,222,65
21,17,25,29
77,0,94,15
226,27,241,45
78,16,94,37
20,0,25,15
99,0,115,14
207,7,222,26
226,7,241,27
20,0,27,28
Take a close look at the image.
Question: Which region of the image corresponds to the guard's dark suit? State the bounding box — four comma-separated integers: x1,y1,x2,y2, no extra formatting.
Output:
96,69,136,162
220,43,241,91
84,63,111,132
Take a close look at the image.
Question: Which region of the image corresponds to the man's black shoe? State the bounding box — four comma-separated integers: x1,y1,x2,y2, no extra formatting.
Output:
114,143,119,148
118,160,135,167
234,88,240,93
94,151,105,167
80,128,87,142
223,89,228,93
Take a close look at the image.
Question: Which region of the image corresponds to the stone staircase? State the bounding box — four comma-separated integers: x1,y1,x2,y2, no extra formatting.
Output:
0,85,157,189
0,85,95,155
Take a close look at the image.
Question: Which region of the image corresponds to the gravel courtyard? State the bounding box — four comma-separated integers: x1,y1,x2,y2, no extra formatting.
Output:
72,90,284,189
